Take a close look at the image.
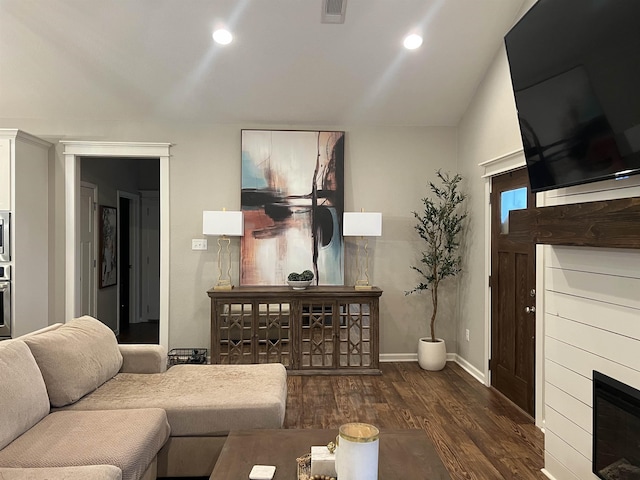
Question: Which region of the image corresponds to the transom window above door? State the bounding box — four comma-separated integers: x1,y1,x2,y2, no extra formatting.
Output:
500,187,527,234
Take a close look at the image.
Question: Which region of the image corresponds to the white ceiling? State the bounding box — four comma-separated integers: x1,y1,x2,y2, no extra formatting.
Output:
0,0,525,127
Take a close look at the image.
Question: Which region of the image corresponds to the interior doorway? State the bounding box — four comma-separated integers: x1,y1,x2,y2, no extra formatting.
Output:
62,141,171,350
490,167,537,417
117,190,141,338
79,157,159,342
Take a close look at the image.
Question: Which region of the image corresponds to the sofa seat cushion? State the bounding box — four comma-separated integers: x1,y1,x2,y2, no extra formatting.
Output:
0,465,122,480
22,316,123,407
0,341,50,450
0,409,169,480
59,363,287,436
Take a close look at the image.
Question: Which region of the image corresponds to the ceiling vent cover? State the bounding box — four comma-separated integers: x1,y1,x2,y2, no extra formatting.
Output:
321,0,347,24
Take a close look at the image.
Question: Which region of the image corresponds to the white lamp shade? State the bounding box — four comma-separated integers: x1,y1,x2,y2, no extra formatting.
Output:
343,212,382,237
203,210,244,236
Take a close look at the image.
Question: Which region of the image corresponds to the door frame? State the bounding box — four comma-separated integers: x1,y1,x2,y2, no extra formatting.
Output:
117,190,141,330
80,181,98,317
480,149,545,428
62,141,171,350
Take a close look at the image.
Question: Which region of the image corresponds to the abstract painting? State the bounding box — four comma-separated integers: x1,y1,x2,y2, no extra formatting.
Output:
241,130,344,285
99,205,117,288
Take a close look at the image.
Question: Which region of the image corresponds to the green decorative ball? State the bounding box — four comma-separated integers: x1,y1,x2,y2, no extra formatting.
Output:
300,270,314,281
288,272,301,281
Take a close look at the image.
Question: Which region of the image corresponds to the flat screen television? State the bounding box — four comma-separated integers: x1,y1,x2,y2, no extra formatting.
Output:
504,0,640,193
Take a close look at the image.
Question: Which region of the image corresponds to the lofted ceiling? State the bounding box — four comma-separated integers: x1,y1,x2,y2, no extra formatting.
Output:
0,0,525,127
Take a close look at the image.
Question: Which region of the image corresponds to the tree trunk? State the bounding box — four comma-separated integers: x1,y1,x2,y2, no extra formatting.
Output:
430,275,438,342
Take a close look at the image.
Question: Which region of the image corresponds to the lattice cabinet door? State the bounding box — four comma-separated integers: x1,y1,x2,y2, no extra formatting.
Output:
338,300,377,369
299,299,337,369
255,302,291,367
214,301,254,364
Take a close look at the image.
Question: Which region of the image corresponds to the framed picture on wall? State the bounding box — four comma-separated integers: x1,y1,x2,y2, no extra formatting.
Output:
99,205,117,288
240,129,345,285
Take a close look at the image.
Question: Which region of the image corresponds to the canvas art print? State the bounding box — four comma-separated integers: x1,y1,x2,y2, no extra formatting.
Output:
241,130,345,285
99,205,117,288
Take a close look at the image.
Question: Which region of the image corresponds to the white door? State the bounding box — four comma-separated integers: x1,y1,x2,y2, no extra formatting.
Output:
117,191,140,326
80,184,97,316
141,193,160,321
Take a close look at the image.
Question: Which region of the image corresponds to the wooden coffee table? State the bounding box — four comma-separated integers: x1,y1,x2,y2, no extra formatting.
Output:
209,428,451,479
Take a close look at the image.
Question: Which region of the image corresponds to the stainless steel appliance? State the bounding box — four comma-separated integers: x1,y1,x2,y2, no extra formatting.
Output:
0,265,10,338
0,211,9,262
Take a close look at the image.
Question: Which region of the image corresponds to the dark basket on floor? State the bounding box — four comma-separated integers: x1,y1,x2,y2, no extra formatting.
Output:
167,348,208,366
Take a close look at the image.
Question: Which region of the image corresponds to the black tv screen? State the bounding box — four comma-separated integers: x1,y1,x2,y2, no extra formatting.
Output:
505,0,640,193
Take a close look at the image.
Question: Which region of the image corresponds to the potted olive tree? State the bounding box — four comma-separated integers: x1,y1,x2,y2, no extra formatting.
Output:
406,170,467,371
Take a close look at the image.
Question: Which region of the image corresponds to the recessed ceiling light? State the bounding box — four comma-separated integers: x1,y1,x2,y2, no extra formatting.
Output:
212,29,233,45
403,34,423,50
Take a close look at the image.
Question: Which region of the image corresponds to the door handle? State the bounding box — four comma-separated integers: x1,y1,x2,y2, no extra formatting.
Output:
525,306,535,314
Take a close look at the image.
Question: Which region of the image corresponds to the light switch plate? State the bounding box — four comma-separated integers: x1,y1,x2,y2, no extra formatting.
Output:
192,239,207,250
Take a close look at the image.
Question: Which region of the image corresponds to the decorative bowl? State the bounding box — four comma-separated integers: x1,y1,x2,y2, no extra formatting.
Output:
287,280,312,290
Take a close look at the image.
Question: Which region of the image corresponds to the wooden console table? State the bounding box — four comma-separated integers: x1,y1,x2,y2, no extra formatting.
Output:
207,286,382,374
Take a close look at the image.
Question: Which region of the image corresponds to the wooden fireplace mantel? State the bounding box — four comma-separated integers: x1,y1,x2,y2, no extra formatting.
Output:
509,196,640,249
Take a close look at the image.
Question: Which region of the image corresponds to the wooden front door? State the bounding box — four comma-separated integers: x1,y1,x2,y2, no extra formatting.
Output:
490,167,536,417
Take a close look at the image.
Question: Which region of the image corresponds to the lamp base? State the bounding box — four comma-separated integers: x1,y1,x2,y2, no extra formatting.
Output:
214,282,234,290
354,281,373,290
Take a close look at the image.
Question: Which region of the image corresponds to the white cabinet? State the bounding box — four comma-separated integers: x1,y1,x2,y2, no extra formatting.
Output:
0,139,11,210
0,129,52,337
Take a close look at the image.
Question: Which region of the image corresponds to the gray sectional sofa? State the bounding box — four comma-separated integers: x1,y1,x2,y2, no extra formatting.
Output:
0,316,288,479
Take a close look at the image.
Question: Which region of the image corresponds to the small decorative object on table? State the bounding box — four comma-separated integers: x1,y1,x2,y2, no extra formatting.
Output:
310,445,336,477
287,270,314,290
296,453,336,480
296,453,311,479
297,440,338,480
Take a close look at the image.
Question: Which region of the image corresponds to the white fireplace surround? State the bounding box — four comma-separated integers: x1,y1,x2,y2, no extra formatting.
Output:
539,176,640,480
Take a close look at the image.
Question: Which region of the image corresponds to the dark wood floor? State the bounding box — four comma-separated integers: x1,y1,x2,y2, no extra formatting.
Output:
284,362,546,480
117,321,159,344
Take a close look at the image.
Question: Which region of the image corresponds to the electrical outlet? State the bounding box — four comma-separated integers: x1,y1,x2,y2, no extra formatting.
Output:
192,239,207,250
465,329,470,341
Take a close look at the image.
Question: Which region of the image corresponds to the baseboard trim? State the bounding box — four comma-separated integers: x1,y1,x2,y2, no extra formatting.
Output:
380,353,417,362
540,469,557,480
453,354,486,384
380,353,457,363
380,353,486,385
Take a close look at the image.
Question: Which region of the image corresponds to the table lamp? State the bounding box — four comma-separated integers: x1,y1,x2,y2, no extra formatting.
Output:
203,209,244,290
343,211,382,290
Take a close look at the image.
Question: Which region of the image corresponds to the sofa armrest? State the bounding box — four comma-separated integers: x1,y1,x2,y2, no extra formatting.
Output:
118,345,167,373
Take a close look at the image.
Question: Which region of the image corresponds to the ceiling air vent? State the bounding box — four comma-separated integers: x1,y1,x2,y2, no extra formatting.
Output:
321,0,347,24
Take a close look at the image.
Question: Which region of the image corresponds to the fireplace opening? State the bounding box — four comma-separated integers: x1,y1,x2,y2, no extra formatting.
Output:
593,371,640,480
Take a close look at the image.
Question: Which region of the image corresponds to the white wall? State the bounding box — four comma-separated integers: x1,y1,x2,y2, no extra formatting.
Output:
457,42,524,374
539,178,640,480
0,117,458,356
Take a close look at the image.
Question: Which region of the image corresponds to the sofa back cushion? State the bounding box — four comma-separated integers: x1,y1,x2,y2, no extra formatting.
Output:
23,316,123,407
0,340,50,450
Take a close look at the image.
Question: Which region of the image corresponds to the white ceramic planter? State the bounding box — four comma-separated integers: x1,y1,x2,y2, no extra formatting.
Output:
417,337,446,371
